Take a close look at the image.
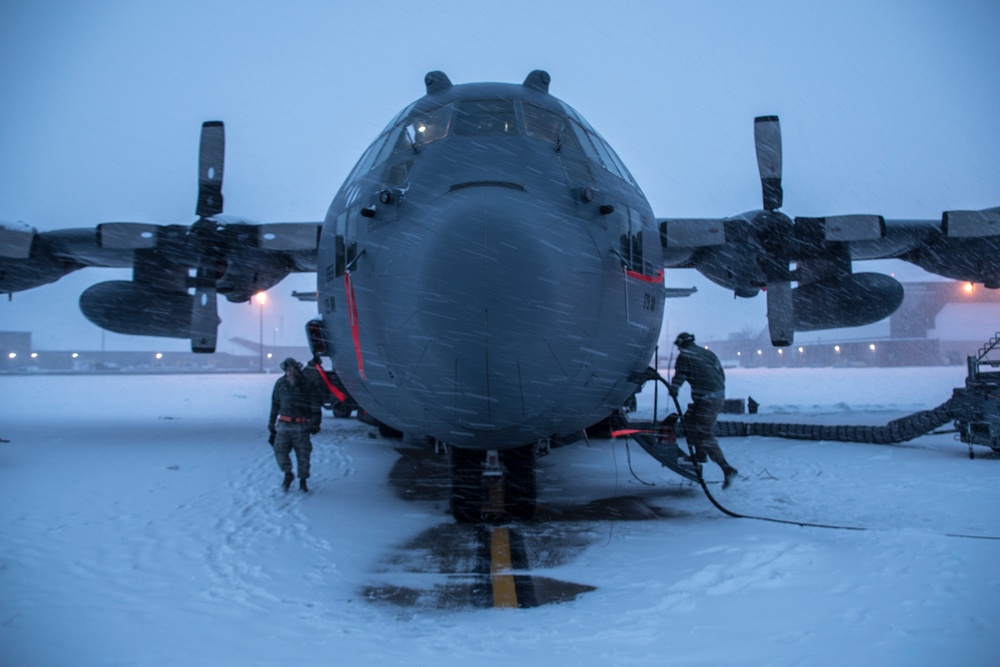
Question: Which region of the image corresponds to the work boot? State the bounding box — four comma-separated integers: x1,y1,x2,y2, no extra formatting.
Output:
282,471,294,492
299,478,309,493
722,467,739,489
683,449,707,464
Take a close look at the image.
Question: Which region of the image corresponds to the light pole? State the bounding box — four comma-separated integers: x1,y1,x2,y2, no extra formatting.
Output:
256,292,267,372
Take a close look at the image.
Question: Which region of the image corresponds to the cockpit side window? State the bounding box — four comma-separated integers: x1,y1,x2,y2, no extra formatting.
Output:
567,119,641,187
587,131,625,180
454,99,519,136
591,132,638,187
346,136,385,184
569,120,603,166
523,102,581,152
405,104,452,147
523,103,561,142
376,125,409,163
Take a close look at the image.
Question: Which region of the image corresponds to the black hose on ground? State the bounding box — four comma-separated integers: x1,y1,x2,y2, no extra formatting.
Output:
709,398,955,445
632,370,997,538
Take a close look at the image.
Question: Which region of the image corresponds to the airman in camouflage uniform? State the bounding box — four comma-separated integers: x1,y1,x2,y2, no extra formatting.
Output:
268,358,321,492
668,332,739,488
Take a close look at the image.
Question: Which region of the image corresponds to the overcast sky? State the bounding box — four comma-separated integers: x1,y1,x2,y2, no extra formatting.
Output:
1,0,998,353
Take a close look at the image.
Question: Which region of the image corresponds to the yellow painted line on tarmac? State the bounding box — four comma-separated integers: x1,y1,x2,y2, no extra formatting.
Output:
490,527,518,608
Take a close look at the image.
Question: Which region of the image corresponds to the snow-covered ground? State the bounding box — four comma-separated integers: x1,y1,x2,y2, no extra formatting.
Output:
1,366,997,666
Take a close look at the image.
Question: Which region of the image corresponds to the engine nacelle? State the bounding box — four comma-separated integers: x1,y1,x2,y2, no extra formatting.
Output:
80,281,193,338
793,272,904,331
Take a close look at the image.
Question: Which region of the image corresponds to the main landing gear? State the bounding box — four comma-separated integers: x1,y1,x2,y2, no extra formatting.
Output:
450,443,538,523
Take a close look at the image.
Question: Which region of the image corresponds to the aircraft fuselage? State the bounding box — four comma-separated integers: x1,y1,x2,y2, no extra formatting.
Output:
318,73,665,450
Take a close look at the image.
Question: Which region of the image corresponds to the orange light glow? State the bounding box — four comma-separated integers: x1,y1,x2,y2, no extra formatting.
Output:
964,282,975,294
255,292,268,305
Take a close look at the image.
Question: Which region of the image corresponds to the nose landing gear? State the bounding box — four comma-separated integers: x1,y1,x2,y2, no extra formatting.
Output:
450,443,538,523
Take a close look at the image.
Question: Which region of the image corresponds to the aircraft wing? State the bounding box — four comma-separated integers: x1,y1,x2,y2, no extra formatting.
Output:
0,121,321,353
657,117,1000,346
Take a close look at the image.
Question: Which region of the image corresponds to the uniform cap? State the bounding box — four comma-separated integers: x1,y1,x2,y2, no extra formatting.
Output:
674,332,696,348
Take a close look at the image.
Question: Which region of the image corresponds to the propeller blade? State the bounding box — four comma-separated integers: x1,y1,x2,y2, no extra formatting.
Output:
196,121,225,219
754,116,783,211
190,255,220,353
766,281,794,347
190,283,219,353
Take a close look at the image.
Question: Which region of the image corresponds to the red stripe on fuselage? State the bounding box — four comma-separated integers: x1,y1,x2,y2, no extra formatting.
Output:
625,268,664,284
344,271,366,381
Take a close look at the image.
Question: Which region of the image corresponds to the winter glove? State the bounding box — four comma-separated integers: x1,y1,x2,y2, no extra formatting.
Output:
309,425,321,435
268,432,276,447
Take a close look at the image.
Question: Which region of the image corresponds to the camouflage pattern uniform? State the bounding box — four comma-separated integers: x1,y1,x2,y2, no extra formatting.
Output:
268,360,321,488
668,334,738,486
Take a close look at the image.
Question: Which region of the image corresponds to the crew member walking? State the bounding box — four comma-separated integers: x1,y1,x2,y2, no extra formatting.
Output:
668,332,739,488
268,357,321,492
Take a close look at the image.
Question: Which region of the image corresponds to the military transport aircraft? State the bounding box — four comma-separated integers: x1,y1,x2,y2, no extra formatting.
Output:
2,70,998,521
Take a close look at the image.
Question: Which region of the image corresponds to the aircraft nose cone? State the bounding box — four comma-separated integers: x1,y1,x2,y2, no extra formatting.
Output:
411,186,593,437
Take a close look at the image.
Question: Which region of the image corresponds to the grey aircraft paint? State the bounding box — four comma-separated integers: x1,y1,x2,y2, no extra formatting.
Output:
318,71,663,452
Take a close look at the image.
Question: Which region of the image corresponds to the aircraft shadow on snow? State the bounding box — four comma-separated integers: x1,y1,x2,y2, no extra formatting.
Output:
361,448,698,611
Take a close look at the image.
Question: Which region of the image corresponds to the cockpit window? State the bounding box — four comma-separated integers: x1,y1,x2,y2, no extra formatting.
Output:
566,119,639,187
586,131,626,180
569,120,603,166
454,99,519,136
405,104,452,147
377,125,410,163
523,102,580,152
382,101,416,134
523,103,562,142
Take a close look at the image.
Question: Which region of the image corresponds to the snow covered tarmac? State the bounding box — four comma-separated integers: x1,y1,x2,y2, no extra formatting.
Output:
1,367,997,666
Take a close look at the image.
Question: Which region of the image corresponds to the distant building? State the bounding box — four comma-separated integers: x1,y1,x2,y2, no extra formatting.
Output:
0,330,281,373
0,331,32,370
703,281,1000,368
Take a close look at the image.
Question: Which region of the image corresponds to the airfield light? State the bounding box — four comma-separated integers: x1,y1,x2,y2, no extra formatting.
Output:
757,349,763,356
964,282,975,294
8,352,16,359
777,349,783,355
256,292,267,373
31,352,38,359
267,353,273,359
156,353,163,360
72,353,79,358
798,347,804,353
870,344,877,351
737,351,741,356
834,345,841,353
